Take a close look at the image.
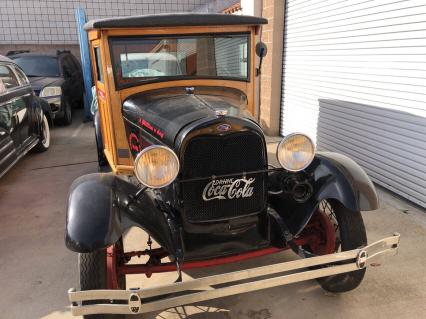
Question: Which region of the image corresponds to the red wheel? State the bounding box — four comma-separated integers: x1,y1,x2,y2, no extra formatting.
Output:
303,200,367,293
305,200,338,255
106,240,125,289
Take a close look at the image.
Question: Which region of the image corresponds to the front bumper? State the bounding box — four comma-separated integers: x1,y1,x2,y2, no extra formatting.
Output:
43,96,62,114
68,233,400,316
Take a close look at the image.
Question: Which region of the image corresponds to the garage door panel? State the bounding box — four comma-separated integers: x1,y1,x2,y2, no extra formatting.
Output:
283,96,426,144
288,1,426,26
287,0,343,13
318,140,426,205
287,22,426,42
319,100,426,131
285,46,426,56
283,65,426,83
319,107,425,139
287,0,399,18
288,19,426,39
281,0,426,207
289,12,426,37
288,4,426,32
282,84,426,115
284,54,425,63
317,118,426,161
283,92,426,127
284,97,425,148
286,32,426,48
283,71,426,97
317,129,425,175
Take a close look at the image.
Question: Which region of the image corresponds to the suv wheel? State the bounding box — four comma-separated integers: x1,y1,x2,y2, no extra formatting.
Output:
60,99,72,126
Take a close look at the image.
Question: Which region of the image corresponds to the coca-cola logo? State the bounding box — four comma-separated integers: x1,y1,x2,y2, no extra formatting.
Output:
202,177,255,201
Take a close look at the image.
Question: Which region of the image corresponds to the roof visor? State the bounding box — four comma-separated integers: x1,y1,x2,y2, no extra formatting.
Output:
84,13,267,30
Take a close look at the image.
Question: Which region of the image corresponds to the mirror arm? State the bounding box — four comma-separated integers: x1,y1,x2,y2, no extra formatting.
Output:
256,48,265,77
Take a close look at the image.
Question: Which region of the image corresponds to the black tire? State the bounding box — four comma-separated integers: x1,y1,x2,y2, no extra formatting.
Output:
316,200,367,293
33,114,50,153
95,134,108,169
94,111,109,171
79,248,125,319
74,95,84,109
60,99,72,126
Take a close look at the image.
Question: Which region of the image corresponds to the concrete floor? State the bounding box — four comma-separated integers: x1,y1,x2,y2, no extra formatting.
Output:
0,111,425,319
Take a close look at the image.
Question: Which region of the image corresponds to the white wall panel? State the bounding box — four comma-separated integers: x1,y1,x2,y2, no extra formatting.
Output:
281,0,426,207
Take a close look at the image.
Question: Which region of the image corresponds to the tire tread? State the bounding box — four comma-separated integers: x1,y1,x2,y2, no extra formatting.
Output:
317,200,367,293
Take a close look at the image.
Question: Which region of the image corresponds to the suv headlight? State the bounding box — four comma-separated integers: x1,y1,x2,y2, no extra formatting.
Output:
40,86,61,97
277,133,315,171
134,145,179,188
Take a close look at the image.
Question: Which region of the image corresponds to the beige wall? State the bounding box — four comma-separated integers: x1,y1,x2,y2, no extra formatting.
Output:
259,0,284,136
0,0,208,45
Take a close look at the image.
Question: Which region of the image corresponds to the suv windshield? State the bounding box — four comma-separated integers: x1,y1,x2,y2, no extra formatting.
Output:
110,33,249,88
12,56,60,77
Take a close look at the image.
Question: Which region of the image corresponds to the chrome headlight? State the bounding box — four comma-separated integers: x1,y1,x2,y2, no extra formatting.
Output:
134,145,179,188
277,133,315,171
40,86,61,97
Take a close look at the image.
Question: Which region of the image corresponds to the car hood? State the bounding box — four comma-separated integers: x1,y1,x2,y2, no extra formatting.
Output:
122,86,256,146
28,76,63,94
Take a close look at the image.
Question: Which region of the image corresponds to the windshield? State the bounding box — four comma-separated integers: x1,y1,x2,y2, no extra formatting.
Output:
12,56,60,77
110,34,249,88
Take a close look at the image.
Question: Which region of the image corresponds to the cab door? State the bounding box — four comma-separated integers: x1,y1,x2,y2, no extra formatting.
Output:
0,101,18,176
0,64,20,176
90,42,113,165
10,95,32,149
11,65,34,148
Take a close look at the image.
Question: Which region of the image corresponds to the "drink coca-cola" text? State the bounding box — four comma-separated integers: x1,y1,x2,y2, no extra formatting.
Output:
202,177,255,201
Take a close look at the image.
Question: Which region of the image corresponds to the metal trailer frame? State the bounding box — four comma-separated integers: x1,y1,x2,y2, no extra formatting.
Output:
69,233,400,316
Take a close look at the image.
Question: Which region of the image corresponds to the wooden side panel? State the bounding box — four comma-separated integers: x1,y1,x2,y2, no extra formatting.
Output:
101,33,133,171
89,38,118,172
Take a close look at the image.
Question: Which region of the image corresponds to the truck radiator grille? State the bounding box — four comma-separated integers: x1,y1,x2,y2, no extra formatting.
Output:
181,132,266,223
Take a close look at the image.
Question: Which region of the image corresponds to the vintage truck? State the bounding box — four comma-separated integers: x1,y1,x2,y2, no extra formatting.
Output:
65,13,399,318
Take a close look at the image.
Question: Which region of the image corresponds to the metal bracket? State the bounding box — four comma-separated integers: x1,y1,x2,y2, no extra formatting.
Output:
128,293,141,314
356,250,368,269
68,233,400,316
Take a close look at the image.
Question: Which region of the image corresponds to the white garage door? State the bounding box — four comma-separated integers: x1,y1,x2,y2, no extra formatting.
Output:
280,0,426,207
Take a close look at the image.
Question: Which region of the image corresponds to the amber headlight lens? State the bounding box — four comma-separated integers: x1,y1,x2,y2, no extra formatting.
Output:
134,145,179,188
277,133,315,171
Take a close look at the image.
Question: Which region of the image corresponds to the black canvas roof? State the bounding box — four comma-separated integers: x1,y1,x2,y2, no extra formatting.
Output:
84,13,267,30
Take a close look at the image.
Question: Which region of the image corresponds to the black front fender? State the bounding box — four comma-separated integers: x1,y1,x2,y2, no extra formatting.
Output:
65,173,176,254
313,152,378,211
269,152,378,236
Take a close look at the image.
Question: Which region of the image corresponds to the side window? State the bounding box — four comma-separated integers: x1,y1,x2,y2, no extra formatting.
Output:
0,65,20,90
70,55,81,71
12,66,30,86
0,77,5,94
94,47,104,83
61,56,73,78
10,96,26,113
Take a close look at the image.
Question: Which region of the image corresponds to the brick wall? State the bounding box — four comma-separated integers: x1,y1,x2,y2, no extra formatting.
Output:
259,0,284,135
0,0,208,45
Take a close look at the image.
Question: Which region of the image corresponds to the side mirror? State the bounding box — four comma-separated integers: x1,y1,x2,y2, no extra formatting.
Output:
255,42,268,76
256,42,268,58
63,67,72,78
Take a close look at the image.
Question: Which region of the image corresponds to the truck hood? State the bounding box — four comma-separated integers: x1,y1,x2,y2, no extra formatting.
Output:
122,86,256,146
